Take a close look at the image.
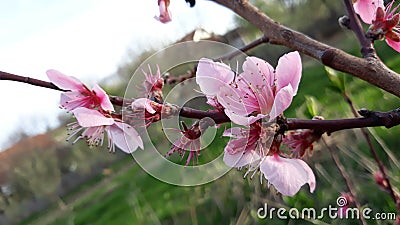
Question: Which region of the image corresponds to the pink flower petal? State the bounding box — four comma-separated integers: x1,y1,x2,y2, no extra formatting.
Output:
276,51,302,95
132,98,156,114
72,107,114,127
60,92,78,108
171,135,191,150
386,37,400,53
238,74,274,115
93,84,114,112
242,56,274,86
46,69,85,91
196,58,234,96
217,85,259,116
223,126,260,153
109,122,144,153
295,158,316,192
269,84,294,121
223,148,260,168
206,96,220,109
241,57,275,112
224,109,265,126
354,0,384,24
260,155,316,196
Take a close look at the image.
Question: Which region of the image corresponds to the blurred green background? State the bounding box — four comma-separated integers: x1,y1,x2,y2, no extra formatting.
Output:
1,0,399,224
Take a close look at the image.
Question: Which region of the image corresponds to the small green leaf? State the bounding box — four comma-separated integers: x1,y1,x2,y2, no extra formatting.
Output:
305,95,319,118
324,66,346,93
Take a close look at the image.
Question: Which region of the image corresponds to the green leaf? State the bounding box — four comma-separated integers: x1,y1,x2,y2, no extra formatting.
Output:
305,95,319,118
324,66,346,93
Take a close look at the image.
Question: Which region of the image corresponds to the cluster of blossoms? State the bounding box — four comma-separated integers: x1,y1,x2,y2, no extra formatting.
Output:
195,52,317,196
47,70,143,153
130,66,205,166
353,0,400,52
47,52,321,196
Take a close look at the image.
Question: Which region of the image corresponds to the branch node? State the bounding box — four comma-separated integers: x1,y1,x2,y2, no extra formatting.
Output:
281,29,294,42
358,108,372,117
321,48,337,66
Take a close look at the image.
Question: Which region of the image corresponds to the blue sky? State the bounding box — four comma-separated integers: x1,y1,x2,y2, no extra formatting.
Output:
0,0,235,149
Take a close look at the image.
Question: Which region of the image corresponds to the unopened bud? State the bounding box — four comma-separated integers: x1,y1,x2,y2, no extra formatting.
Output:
338,16,351,29
373,171,388,189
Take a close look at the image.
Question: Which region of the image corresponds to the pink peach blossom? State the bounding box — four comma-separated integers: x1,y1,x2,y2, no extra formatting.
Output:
165,121,202,166
282,129,319,158
132,98,157,114
166,134,201,166
130,98,164,127
353,0,384,24
222,124,315,196
155,0,172,23
367,1,400,53
47,69,114,112
67,107,143,153
222,127,261,168
217,51,302,126
141,65,164,103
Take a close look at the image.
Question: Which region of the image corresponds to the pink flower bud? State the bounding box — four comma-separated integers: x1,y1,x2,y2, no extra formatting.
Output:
155,0,172,23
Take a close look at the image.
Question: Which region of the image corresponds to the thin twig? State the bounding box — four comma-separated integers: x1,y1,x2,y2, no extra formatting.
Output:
343,92,399,213
164,69,196,84
213,35,269,61
0,71,126,106
0,71,63,91
322,137,367,225
342,0,376,57
164,35,269,84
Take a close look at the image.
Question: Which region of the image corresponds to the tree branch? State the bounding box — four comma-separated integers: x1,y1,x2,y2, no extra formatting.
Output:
0,71,63,91
211,0,400,97
286,108,400,133
164,69,196,85
213,35,269,61
179,107,400,134
343,0,375,57
0,71,125,106
3,71,400,133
